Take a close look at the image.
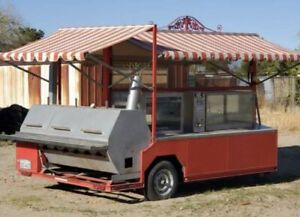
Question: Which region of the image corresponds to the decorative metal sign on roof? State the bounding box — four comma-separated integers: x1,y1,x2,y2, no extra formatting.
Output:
168,15,217,32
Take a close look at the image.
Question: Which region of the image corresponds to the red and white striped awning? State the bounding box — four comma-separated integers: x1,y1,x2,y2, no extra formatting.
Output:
134,31,300,62
1,24,298,63
0,25,154,63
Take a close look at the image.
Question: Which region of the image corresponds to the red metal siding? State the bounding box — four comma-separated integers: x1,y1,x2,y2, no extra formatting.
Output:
141,131,277,183
16,143,41,175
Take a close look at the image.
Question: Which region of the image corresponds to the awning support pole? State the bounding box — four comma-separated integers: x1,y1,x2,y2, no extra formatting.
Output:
0,60,49,83
250,61,300,125
249,60,261,125
87,54,129,78
255,94,261,125
87,54,153,90
68,62,103,87
108,64,149,88
151,25,157,143
68,61,152,91
57,59,62,105
256,62,300,85
207,61,251,85
108,55,162,88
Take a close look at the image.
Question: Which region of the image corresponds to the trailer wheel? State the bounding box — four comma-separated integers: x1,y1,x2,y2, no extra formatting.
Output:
145,160,178,201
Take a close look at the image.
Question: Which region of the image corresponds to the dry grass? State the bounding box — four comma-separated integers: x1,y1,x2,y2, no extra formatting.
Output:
0,140,13,147
260,106,300,132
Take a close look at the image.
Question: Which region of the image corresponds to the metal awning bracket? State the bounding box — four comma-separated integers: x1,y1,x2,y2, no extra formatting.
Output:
0,59,50,83
207,61,251,85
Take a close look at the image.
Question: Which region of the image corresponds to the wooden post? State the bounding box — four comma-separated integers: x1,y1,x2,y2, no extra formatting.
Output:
57,59,62,105
49,60,62,105
289,76,295,111
249,60,261,125
49,63,57,104
101,47,112,106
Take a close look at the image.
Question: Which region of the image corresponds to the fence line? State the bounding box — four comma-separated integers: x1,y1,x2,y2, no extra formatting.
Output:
257,76,299,110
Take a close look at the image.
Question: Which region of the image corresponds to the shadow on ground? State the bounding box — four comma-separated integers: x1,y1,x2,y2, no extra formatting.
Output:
47,184,145,204
46,146,300,203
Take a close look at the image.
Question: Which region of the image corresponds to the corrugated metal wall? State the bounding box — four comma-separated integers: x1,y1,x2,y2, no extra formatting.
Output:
0,64,81,108
168,64,188,88
80,64,102,107
1,62,256,109
0,66,29,107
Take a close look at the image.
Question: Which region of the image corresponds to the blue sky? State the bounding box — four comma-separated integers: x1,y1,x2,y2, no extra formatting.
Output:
3,0,300,50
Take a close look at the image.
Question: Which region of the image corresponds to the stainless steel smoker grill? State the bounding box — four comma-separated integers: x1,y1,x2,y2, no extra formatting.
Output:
11,105,151,182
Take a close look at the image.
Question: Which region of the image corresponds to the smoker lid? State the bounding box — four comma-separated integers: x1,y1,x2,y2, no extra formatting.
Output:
7,132,107,151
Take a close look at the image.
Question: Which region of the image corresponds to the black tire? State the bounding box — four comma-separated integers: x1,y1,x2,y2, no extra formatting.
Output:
145,160,178,201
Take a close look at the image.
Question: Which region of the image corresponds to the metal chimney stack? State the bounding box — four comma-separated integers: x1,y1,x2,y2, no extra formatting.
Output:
126,75,141,110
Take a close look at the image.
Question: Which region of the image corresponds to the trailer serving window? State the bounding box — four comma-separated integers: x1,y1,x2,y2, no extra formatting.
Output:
143,93,183,133
205,91,255,131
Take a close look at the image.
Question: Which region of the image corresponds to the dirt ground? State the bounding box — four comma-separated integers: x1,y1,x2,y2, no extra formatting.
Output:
1,134,300,217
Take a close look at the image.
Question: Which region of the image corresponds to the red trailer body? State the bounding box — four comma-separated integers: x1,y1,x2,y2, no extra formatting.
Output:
141,130,277,183
15,129,277,196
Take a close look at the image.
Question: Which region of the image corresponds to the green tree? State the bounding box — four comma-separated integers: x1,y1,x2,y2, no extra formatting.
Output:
0,8,20,51
17,27,44,47
0,6,44,52
229,60,299,78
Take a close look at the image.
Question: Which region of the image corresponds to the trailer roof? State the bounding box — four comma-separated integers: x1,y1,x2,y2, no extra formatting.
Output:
133,30,300,62
0,24,299,63
0,25,154,63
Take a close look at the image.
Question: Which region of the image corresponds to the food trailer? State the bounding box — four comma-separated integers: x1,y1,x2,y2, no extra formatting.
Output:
1,20,299,200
